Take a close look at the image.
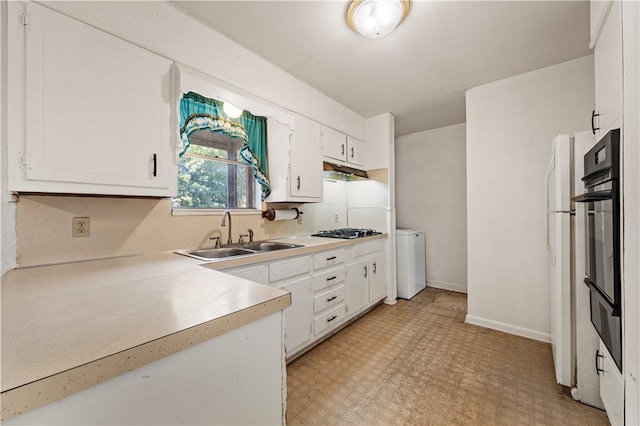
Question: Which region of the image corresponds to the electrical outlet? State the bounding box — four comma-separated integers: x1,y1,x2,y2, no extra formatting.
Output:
334,214,339,223
297,212,303,225
72,217,90,237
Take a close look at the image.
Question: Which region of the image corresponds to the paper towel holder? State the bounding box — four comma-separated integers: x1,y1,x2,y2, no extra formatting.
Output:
262,207,300,221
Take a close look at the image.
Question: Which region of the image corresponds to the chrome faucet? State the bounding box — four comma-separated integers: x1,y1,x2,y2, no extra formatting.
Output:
221,210,232,245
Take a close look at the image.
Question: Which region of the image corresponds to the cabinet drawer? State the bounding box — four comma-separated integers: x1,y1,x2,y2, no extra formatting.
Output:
313,267,346,292
269,256,312,282
314,305,346,336
313,249,345,270
314,286,346,314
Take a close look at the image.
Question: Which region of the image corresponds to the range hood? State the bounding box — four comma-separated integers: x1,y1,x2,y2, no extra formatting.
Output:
323,161,368,179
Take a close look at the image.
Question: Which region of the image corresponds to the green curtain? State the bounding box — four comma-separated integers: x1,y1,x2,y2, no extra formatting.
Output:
179,91,271,200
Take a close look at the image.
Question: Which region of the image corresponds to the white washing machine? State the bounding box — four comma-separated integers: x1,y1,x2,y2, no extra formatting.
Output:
396,228,426,299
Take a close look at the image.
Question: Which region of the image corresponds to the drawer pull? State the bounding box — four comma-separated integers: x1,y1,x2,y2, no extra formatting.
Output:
373,262,377,274
326,256,337,261
327,276,337,282
327,295,337,302
327,315,338,323
364,265,368,278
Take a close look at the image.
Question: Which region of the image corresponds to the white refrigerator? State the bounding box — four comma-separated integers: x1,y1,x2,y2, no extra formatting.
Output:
546,132,602,408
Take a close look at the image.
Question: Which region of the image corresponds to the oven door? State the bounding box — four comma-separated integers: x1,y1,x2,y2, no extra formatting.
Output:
574,180,621,313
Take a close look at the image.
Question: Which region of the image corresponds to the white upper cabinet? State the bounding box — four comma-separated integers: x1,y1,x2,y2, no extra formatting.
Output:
346,136,365,168
289,116,323,200
265,115,322,202
592,0,622,138
322,127,367,169
11,3,177,196
322,126,347,162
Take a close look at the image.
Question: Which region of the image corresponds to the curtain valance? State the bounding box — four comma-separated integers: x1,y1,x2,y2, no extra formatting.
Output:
179,91,270,200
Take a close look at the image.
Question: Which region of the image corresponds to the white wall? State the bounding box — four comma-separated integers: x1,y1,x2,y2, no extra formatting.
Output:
465,55,595,341
395,123,467,293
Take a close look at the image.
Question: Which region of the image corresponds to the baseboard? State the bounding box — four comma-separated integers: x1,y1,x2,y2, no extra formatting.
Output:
464,314,551,343
427,280,467,294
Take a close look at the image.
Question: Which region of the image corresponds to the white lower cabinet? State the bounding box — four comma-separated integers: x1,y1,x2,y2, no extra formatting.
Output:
369,254,387,303
598,340,624,426
275,276,313,355
269,255,313,357
346,259,370,317
346,240,387,318
220,239,387,359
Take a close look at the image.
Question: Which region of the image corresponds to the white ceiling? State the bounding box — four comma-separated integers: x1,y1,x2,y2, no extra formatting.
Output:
171,1,592,136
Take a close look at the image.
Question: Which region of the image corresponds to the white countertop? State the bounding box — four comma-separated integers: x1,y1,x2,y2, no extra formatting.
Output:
0,233,387,421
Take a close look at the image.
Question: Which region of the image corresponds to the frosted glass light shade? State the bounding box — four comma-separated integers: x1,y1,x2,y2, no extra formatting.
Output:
223,101,243,118
347,0,411,39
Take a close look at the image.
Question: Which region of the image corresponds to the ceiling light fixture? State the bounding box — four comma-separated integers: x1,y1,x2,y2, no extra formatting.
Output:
346,0,411,39
222,101,243,118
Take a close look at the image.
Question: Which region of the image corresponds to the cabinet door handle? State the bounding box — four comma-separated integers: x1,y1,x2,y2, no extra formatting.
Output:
595,350,604,375
297,175,301,190
327,315,338,323
152,153,157,177
327,295,337,302
373,262,377,274
326,256,337,261
350,146,354,158
341,144,345,155
326,276,337,281
364,265,368,278
591,110,600,135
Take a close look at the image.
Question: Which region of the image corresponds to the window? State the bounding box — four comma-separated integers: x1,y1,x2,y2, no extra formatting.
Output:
173,129,256,210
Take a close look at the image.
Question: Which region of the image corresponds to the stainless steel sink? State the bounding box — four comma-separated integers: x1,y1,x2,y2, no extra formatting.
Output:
175,241,303,261
177,247,256,261
240,242,303,252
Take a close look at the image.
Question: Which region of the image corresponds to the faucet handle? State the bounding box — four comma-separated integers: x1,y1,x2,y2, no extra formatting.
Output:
247,228,254,244
209,236,222,249
238,233,249,245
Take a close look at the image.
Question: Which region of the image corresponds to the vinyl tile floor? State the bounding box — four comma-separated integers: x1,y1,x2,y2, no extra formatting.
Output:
286,287,609,425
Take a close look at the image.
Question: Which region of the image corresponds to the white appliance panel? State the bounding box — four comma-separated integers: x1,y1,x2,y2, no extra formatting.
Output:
396,229,426,299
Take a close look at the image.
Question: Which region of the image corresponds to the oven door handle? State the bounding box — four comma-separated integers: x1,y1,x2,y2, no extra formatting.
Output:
572,190,612,203
584,277,621,317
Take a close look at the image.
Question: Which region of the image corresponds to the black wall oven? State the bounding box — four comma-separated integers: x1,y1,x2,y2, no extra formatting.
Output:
573,129,622,371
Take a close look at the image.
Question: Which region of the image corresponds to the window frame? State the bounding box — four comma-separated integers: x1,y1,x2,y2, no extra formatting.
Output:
172,130,261,215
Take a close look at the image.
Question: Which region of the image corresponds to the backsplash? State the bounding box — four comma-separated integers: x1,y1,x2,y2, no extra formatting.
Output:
15,195,314,267
15,172,389,267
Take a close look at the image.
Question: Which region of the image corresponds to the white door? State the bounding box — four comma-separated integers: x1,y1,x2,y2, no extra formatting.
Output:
369,255,386,303
346,259,369,317
290,116,323,199
279,277,313,355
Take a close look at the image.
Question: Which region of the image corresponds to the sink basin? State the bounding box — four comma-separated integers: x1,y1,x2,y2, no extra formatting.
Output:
240,242,303,252
178,247,255,261
175,241,303,261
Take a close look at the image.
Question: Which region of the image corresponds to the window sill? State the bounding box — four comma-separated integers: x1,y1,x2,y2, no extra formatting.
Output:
171,208,262,217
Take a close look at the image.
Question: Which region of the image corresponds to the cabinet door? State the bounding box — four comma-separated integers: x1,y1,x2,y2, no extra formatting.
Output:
346,259,370,317
594,0,622,138
346,136,366,168
24,3,175,195
290,116,323,199
369,255,386,303
599,341,624,426
279,277,313,355
322,127,347,162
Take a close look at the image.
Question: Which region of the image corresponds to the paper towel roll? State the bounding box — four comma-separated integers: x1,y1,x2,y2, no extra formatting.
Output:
262,208,299,221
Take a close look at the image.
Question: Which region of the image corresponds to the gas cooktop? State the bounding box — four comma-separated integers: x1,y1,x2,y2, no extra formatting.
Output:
311,228,382,239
